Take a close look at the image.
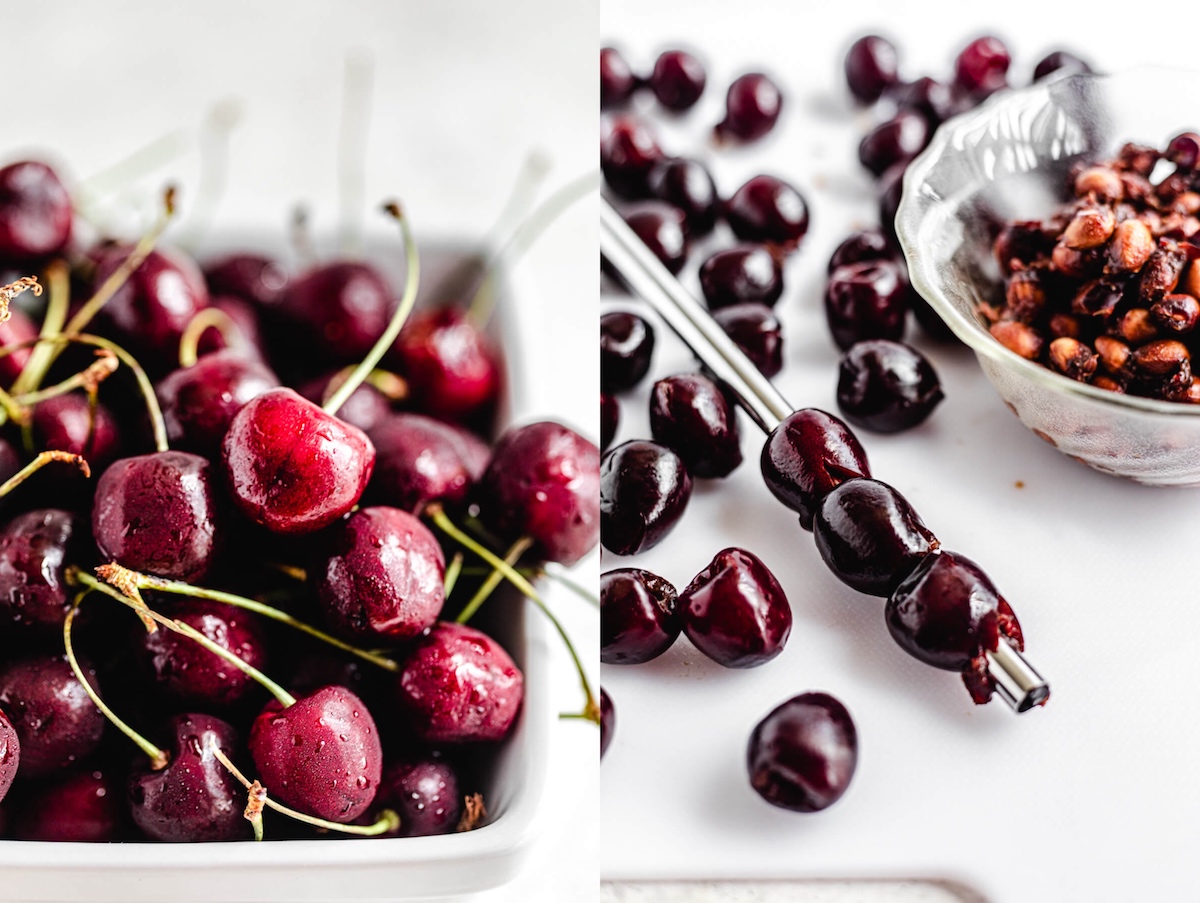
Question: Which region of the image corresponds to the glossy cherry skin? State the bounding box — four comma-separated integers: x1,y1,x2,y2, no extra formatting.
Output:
476,421,601,566
680,548,791,669
0,709,17,803
203,252,290,311
600,688,614,759
601,116,663,198
715,73,783,143
623,202,688,275
0,307,38,384
601,393,620,452
0,654,103,778
648,158,719,235
395,622,524,744
13,766,123,841
699,246,783,310
601,568,681,665
650,373,742,478
221,387,375,534
140,599,267,709
315,506,445,643
32,393,121,473
157,349,280,454
128,713,245,842
0,161,72,263
377,757,462,836
828,229,894,274
761,408,871,530
747,692,857,813
724,175,809,253
0,509,77,631
391,308,502,426
600,440,692,556
365,413,489,514
813,478,937,597
92,451,223,583
886,550,1026,705
837,339,944,433
858,111,930,178
825,260,909,350
601,310,656,392
284,261,396,363
250,685,382,823
649,50,706,110
844,35,899,104
713,303,783,378
1033,50,1092,83
601,47,638,109
954,36,1011,97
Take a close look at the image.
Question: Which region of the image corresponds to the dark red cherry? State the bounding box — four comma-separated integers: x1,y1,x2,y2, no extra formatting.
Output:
680,547,791,669
844,35,899,104
13,766,123,841
601,568,681,665
828,229,895,274
601,393,620,452
813,478,937,597
747,692,857,813
0,654,103,778
647,158,719,235
249,686,382,823
715,73,783,143
0,307,38,384
600,688,614,759
760,408,870,530
298,371,393,434
221,387,375,534
0,438,18,486
32,393,121,473
601,47,638,109
129,713,245,842
894,77,964,129
649,50,706,111
600,440,692,556
195,295,265,359
825,260,909,350
314,506,444,643
601,310,656,393
724,175,809,253
203,252,290,311
954,36,1011,97
650,373,742,478
157,349,280,454
601,116,663,199
699,246,783,311
886,550,1026,705
391,308,502,426
858,111,930,178
0,708,16,802
476,421,601,566
92,451,223,583
395,622,524,744
1166,132,1200,170
836,339,944,432
365,413,489,514
1033,50,1092,83
0,509,78,631
377,757,462,837
140,599,267,708
623,202,688,275
713,303,783,378
284,261,396,363
0,161,72,264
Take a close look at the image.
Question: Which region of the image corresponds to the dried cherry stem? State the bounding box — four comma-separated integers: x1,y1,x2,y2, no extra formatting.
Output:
63,592,169,770
0,275,41,324
455,793,487,832
13,350,119,406
320,365,407,406
177,307,250,368
443,551,464,598
426,504,599,724
209,744,400,838
0,451,89,498
322,202,420,417
12,261,68,399
454,537,532,625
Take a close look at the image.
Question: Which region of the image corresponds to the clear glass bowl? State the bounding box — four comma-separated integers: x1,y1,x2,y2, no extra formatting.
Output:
896,67,1200,486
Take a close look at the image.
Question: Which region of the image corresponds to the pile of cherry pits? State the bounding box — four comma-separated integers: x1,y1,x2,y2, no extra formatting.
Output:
0,153,601,843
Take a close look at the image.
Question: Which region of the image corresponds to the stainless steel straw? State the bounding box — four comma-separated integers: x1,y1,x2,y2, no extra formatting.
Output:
600,198,1050,714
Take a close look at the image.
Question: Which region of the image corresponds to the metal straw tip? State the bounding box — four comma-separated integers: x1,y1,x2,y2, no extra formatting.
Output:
986,640,1050,714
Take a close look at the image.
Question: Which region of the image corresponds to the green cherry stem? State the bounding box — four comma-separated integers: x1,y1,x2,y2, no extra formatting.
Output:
322,202,420,417
10,262,68,402
0,451,90,498
442,551,464,598
177,307,250,368
455,537,532,625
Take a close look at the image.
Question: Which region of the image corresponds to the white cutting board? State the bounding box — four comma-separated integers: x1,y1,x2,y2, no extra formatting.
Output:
600,3,1200,900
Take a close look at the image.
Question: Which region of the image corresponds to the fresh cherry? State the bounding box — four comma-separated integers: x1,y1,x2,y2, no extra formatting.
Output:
894,77,965,129
377,757,462,836
858,111,930,178
825,260,909,350
647,158,719,235
954,36,1011,97
0,653,104,778
0,161,72,264
13,766,124,841
203,252,290,312
878,161,907,246
715,73,783,143
649,373,742,478
284,261,396,363
649,50,706,111
623,202,688,275
747,692,857,812
724,175,809,253
713,303,783,378
156,349,280,454
699,245,783,310
600,440,692,556
601,393,619,452
601,568,680,665
0,307,38,385
828,229,894,274
600,688,614,759
601,116,664,199
365,413,489,514
32,393,121,474
0,509,78,631
601,47,638,110
601,310,656,392
844,35,899,104
1033,50,1092,83
680,547,791,668
836,339,944,433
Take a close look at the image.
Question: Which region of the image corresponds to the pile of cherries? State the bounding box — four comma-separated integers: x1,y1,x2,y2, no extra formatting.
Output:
0,154,600,843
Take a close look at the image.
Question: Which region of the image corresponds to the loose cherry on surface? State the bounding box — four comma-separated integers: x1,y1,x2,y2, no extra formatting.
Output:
699,245,783,311
395,622,524,745
156,349,280,454
249,685,383,823
365,412,489,514
600,688,614,759
813,478,937,597
715,73,783,143
601,393,620,452
649,50,706,111
894,77,965,130
825,260,909,350
601,310,656,393
284,261,397,363
647,158,719,236
0,653,104,778
0,161,72,264
314,506,445,643
203,252,290,312
712,302,784,378
680,547,792,669
954,35,1011,97
601,568,681,665
858,112,930,178
128,712,246,842
844,35,900,104
221,387,375,534
377,757,462,837
622,202,689,275
649,373,743,479
601,47,638,110
92,451,224,583
724,175,810,253
747,692,857,813
600,439,693,556
601,115,664,199
761,408,871,531
0,509,78,631
878,161,907,246
836,339,945,433
13,766,123,841
828,229,895,274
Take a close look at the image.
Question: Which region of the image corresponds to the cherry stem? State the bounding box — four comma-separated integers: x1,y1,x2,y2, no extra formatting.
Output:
426,505,599,724
63,592,169,770
75,129,190,200
320,365,407,406
267,562,308,582
178,99,242,251
443,551,464,598
482,151,552,252
177,307,250,368
322,202,420,417
0,450,89,498
455,537,532,625
337,51,374,257
290,205,317,266
12,262,68,399
466,170,598,327
209,743,400,837
170,618,297,707
0,275,41,324
0,386,28,427
13,350,119,406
